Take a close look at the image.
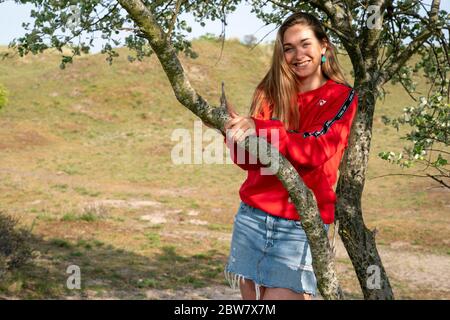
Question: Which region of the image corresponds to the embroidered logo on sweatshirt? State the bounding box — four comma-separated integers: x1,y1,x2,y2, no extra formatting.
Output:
318,99,327,106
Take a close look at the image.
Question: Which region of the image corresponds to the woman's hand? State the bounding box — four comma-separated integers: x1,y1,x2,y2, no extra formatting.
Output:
224,101,256,144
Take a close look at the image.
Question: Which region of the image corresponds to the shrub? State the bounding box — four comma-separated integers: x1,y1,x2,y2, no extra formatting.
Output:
0,212,33,279
242,34,257,47
198,33,220,42
0,84,8,110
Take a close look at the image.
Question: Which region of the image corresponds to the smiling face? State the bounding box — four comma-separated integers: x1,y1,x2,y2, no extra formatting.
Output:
282,24,327,83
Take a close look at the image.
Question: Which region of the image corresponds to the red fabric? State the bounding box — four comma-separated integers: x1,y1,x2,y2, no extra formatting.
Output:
225,79,358,224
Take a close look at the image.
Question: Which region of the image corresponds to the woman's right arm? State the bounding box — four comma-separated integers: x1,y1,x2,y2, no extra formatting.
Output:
224,136,264,170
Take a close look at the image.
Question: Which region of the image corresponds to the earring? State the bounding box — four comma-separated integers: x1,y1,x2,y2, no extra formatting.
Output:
321,54,327,63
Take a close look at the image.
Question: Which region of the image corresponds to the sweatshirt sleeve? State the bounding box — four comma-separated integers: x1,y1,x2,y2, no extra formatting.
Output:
252,89,358,170
224,135,265,170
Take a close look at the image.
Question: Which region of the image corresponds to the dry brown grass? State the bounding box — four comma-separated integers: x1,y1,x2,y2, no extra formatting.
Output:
0,40,448,299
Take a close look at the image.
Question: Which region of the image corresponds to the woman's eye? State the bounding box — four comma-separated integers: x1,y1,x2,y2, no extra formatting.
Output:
284,47,293,52
303,43,311,48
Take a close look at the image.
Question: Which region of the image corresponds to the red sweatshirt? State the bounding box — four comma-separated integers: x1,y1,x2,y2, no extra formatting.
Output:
225,79,358,224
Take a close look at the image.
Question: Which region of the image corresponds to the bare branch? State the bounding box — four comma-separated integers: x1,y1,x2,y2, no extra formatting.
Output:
379,0,442,86
370,172,450,189
397,77,418,102
214,3,228,66
427,173,450,189
249,24,279,51
267,0,356,43
425,149,450,155
266,0,296,13
166,0,183,41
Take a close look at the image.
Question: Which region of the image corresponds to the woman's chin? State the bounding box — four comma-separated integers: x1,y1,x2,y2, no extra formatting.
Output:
293,70,313,79
291,65,321,80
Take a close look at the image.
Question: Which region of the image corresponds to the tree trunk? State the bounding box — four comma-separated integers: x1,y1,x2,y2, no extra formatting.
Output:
335,80,395,299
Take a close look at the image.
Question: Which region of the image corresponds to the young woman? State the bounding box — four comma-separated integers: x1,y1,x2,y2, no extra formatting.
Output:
223,12,358,300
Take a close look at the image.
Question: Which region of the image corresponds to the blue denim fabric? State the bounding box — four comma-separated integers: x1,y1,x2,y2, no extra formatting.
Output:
224,201,330,298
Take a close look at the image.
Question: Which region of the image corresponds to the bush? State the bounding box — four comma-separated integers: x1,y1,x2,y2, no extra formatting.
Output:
198,33,220,42
379,92,449,188
0,212,33,279
0,84,8,110
242,34,257,47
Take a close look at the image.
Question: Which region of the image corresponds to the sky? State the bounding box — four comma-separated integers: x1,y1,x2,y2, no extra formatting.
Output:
0,2,278,53
0,1,448,53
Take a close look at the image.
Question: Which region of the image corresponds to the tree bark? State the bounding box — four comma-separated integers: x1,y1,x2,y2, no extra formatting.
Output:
331,1,396,299
332,0,440,299
335,80,394,299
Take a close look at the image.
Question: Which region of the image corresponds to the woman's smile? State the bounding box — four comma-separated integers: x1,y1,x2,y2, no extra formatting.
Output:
292,60,311,69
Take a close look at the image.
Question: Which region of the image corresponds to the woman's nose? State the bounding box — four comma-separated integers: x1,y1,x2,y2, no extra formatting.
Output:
295,48,305,60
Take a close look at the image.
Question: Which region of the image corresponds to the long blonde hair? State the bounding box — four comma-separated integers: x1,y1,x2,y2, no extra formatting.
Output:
249,12,348,131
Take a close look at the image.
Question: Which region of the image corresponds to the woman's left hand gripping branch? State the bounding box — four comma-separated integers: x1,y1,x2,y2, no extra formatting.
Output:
224,101,256,144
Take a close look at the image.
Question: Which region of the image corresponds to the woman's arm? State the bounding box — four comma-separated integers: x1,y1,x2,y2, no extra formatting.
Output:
251,89,358,169
224,135,265,170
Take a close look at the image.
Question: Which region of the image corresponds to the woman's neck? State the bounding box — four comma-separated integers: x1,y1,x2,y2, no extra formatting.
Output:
297,75,328,93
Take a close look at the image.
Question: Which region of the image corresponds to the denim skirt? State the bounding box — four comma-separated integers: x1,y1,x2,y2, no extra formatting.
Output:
224,201,329,299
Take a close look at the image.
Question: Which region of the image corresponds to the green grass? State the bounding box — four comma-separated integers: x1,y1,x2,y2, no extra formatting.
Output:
49,238,72,249
61,211,99,222
36,212,55,222
51,184,69,192
73,187,101,197
207,223,232,232
144,232,161,247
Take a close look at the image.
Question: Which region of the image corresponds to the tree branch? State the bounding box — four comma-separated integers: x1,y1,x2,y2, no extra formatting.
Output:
266,0,352,42
166,0,183,41
427,174,450,189
369,172,450,189
379,0,441,86
317,0,366,81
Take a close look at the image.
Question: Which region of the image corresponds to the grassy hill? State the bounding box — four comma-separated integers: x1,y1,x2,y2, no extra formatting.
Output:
0,39,448,299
